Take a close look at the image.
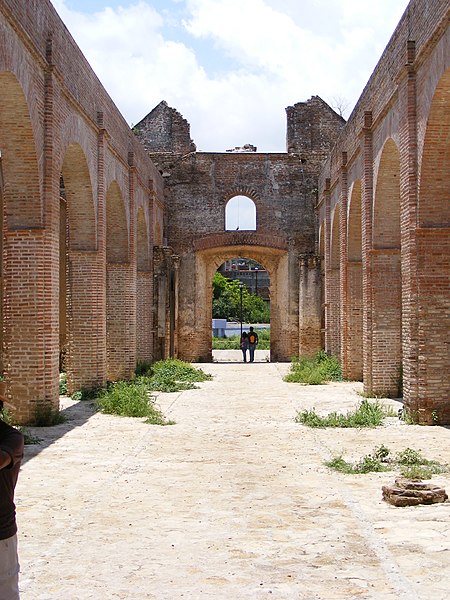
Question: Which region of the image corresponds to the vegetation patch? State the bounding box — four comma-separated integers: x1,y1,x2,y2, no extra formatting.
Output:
295,399,389,428
285,351,342,385
325,445,449,478
59,373,68,395
96,381,173,425
31,404,67,427
136,359,212,393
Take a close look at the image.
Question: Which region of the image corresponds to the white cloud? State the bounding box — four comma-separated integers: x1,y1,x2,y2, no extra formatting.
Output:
50,0,409,151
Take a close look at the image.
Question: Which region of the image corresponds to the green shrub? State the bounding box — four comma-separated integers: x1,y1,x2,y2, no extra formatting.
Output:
97,381,154,417
325,445,448,479
96,381,173,425
325,453,389,474
71,386,104,402
285,351,342,385
295,399,387,428
396,448,447,475
59,373,67,395
140,359,211,392
31,404,67,426
135,361,153,377
400,465,434,480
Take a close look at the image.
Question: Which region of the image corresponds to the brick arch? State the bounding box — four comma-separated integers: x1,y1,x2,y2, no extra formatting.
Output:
106,181,131,380
419,68,450,228
222,186,261,204
190,242,291,363
194,231,288,252
330,205,340,269
0,71,45,417
136,206,152,363
319,223,325,349
62,144,101,393
137,207,150,272
415,67,450,420
106,181,128,263
374,139,400,249
0,71,41,229
346,181,363,379
62,144,96,251
371,138,402,396
348,181,362,261
328,204,340,356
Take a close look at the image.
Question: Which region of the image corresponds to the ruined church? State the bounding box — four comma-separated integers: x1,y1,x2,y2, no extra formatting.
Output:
0,0,448,424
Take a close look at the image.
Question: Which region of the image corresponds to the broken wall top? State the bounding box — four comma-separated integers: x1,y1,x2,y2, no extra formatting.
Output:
134,100,196,155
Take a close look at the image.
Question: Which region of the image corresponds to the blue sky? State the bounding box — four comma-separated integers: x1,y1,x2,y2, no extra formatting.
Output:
51,0,410,152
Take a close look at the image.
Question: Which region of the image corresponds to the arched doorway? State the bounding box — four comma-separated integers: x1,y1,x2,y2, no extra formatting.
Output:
328,204,341,357
61,143,101,393
212,257,270,361
346,180,363,380
413,67,450,421
372,138,402,396
0,72,46,420
106,180,132,381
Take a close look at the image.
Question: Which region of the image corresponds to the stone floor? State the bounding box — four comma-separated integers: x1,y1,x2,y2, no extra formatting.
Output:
16,351,450,599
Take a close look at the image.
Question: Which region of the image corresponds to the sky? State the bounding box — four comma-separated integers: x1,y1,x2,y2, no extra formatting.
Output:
51,0,410,153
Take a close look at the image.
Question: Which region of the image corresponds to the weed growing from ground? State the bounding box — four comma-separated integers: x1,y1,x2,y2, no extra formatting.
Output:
96,381,173,425
30,404,67,427
398,407,418,424
59,372,67,395
295,399,388,428
325,452,390,474
19,427,42,445
285,351,342,385
71,386,104,402
325,445,449,478
139,359,212,393
135,361,153,377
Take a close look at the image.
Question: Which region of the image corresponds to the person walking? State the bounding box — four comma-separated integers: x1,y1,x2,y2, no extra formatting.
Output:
0,395,24,600
248,326,259,362
240,331,249,362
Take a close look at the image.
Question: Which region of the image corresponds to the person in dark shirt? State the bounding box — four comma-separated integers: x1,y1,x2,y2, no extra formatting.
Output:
0,396,24,600
247,326,259,362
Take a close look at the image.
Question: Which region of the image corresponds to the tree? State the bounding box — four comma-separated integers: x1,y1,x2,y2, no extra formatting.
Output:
212,272,270,323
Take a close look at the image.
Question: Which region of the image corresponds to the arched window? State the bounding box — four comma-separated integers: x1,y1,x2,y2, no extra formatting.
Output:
225,195,256,231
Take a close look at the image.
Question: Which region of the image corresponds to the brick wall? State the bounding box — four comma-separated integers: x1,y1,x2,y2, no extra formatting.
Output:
0,0,163,422
317,0,449,422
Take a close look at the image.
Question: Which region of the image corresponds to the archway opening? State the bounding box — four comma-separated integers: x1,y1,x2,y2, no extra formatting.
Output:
328,204,341,357
225,196,256,231
414,67,450,421
372,138,402,397
60,143,99,393
212,257,270,361
346,180,363,380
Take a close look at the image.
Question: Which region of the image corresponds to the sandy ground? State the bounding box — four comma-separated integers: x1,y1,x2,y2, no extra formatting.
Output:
15,351,450,599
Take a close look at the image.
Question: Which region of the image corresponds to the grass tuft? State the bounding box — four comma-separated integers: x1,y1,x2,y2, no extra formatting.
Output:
285,351,342,385
96,381,173,425
31,404,67,427
325,445,449,478
295,399,388,428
